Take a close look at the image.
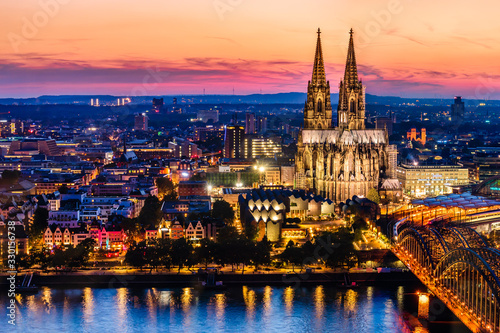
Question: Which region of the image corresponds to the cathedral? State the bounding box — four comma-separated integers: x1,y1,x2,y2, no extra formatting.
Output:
295,29,397,203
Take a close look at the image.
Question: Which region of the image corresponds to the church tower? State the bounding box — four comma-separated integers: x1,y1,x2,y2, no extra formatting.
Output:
337,29,366,130
303,28,332,129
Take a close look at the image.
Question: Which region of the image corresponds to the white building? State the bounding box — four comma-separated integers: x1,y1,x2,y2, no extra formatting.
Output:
185,221,205,240
397,163,469,198
48,210,80,228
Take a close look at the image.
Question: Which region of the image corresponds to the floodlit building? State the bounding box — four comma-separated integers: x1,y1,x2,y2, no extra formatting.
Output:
223,125,244,159
295,29,395,202
397,163,469,197
243,135,282,159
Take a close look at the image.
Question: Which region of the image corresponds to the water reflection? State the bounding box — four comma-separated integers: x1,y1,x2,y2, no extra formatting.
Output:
283,286,294,314
1,285,464,333
262,285,272,316
81,287,94,329
158,290,173,308
397,286,404,311
344,289,358,314
214,293,226,319
181,287,192,312
314,285,325,319
146,288,157,323
242,285,256,319
41,287,53,313
115,288,129,331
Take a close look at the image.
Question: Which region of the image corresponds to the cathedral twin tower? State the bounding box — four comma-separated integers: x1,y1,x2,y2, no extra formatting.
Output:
296,29,396,202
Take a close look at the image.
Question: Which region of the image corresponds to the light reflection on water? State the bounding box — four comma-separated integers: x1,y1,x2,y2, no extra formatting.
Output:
2,285,434,333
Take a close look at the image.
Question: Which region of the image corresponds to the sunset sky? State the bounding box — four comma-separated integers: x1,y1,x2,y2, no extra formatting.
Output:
1,0,500,99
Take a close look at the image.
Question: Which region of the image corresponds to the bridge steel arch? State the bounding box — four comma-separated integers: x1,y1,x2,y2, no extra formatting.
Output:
433,227,467,250
398,227,442,270
434,248,500,332
451,226,488,248
395,225,500,332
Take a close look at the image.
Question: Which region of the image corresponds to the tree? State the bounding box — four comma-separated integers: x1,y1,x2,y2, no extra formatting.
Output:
58,184,69,194
301,240,315,260
121,217,141,243
144,239,162,272
157,238,173,270
171,238,194,273
253,237,272,268
244,221,258,241
279,241,304,272
156,177,177,201
195,239,218,269
125,241,147,269
212,200,234,224
216,225,239,243
137,196,163,228
367,188,381,204
28,249,51,269
29,207,49,248
314,228,357,269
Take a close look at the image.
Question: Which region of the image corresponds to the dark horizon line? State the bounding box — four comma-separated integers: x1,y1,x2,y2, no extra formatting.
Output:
0,92,490,102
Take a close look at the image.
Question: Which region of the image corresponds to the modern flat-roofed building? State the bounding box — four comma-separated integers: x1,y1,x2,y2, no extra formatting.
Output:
397,163,469,197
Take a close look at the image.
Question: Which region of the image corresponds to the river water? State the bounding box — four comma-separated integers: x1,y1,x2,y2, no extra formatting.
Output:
1,285,470,332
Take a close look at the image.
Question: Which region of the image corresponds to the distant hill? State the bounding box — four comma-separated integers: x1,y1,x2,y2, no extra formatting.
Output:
0,93,498,107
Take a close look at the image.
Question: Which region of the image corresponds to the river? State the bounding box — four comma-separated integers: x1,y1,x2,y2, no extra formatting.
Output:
1,285,471,332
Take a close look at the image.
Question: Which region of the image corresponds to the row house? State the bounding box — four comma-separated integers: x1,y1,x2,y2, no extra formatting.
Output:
185,221,204,240
159,220,219,241
44,223,126,250
44,225,88,247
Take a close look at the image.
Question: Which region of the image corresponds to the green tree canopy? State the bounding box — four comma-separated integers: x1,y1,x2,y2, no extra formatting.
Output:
29,207,49,248
137,195,163,228
156,177,177,201
212,200,234,224
367,188,381,204
314,228,357,269
58,184,69,194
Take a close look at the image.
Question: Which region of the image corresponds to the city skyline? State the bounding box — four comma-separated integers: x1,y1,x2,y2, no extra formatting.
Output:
2,0,500,99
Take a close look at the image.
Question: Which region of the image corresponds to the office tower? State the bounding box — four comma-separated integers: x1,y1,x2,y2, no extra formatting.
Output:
152,98,164,113
245,113,255,134
134,113,148,131
223,125,244,159
451,96,465,123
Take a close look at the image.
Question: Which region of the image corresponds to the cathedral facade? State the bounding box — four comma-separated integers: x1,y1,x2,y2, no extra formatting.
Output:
295,29,396,203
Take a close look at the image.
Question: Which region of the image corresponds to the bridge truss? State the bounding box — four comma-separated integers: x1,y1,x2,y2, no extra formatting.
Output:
394,225,500,332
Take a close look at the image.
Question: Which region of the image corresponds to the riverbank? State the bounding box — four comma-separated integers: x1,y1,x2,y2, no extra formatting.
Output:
2,270,421,288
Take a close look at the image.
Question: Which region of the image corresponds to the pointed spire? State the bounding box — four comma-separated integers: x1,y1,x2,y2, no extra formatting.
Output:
311,28,326,85
343,28,359,88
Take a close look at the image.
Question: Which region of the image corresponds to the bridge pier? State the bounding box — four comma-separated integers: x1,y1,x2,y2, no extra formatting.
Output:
417,292,430,320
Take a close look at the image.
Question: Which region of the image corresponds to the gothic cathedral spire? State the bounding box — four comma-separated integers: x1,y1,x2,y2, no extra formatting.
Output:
312,28,327,86
303,28,332,129
337,29,366,130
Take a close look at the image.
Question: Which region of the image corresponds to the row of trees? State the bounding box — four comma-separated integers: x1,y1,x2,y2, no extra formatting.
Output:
280,228,357,271
125,226,271,273
125,227,359,273
15,238,96,270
